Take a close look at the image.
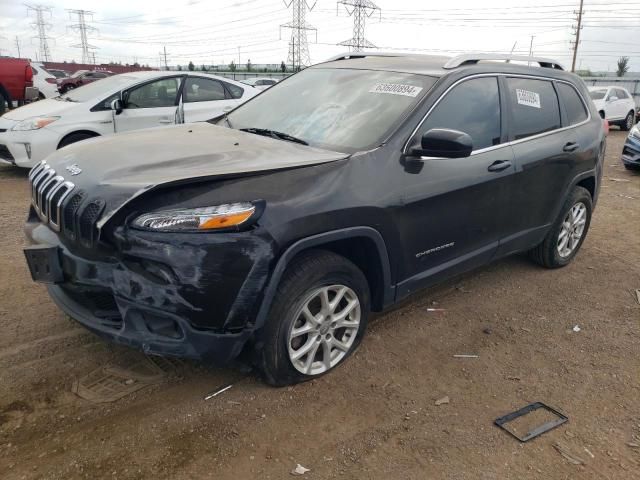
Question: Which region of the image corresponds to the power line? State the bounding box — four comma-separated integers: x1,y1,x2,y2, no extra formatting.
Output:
67,9,98,64
26,4,53,62
281,0,317,71
337,0,381,51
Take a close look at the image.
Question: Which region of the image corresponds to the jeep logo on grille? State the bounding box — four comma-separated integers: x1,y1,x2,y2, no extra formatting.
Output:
65,164,82,176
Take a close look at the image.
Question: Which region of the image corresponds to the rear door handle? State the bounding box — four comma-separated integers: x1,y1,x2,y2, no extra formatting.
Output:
487,160,512,172
563,142,579,152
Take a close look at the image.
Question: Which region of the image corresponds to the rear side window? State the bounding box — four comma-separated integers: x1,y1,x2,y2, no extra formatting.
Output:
184,77,226,102
557,83,588,125
506,78,561,140
418,77,501,151
224,82,244,99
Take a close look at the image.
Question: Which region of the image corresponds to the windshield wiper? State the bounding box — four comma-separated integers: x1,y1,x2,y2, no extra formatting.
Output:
239,127,308,146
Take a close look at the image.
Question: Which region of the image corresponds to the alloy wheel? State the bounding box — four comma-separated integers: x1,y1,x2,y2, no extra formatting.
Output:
557,202,587,258
287,285,361,376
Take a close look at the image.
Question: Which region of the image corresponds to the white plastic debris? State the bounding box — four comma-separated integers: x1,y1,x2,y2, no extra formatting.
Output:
572,325,581,333
291,464,310,476
453,354,479,358
435,396,450,406
204,384,233,400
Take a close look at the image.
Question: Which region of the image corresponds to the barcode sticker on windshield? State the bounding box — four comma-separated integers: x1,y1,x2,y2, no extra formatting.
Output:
516,89,541,109
369,83,423,97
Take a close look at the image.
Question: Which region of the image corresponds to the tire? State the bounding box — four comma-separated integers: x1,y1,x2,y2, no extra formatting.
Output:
622,111,635,131
0,93,6,116
529,186,592,268
624,163,640,171
58,132,98,149
257,250,370,386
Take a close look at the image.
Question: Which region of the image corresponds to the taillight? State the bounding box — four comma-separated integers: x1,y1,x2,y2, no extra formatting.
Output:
25,65,33,83
45,78,57,84
603,119,609,136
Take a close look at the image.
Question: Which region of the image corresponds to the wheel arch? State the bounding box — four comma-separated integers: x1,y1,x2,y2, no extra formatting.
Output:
254,227,394,330
57,130,101,149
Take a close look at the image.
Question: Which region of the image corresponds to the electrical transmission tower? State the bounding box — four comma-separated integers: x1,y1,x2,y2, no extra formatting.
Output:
337,0,380,51
26,4,53,61
67,9,98,64
281,0,317,71
570,0,584,72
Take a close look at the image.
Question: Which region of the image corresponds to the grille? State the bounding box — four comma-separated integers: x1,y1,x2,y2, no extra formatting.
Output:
62,286,122,329
78,200,105,248
29,161,75,232
0,144,14,162
63,192,85,239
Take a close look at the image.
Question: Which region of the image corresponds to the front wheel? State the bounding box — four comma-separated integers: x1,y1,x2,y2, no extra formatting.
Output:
529,186,592,268
622,111,635,131
257,250,370,386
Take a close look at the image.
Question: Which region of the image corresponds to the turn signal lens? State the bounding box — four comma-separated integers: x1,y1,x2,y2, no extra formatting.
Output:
132,203,256,232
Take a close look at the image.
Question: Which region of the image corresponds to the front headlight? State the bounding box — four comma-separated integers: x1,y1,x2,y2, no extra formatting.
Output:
132,202,257,232
630,124,640,140
12,116,60,131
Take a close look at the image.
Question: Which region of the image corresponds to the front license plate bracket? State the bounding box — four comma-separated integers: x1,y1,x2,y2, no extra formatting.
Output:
24,245,64,284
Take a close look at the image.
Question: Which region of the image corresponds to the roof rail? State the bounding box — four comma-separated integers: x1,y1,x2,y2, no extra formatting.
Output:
324,51,402,62
444,54,565,71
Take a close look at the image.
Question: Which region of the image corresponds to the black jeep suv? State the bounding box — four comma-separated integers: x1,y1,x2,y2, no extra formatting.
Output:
24,53,605,385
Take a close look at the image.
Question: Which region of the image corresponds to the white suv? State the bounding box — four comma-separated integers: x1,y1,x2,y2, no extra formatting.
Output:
588,86,637,131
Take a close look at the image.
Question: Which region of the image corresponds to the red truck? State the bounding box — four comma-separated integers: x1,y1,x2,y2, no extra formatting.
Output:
0,58,38,115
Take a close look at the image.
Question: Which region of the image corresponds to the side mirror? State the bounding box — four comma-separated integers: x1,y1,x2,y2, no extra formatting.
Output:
110,98,123,115
607,96,618,102
409,128,473,159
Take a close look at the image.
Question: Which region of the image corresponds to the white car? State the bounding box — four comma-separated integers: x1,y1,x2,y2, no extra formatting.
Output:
0,71,257,168
30,63,59,99
240,77,279,90
588,86,637,131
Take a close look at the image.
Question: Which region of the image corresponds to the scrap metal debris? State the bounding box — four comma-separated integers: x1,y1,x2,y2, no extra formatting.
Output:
553,442,585,465
435,396,450,406
426,308,446,312
635,289,640,305
608,177,630,182
453,354,478,358
204,384,233,400
494,402,568,442
291,464,310,476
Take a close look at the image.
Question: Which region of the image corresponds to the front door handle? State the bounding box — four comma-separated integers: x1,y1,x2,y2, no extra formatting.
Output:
158,119,172,124
487,160,512,172
563,142,579,152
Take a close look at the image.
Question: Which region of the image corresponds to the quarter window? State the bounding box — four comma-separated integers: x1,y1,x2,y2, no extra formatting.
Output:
557,83,588,125
126,77,180,109
506,78,560,140
418,77,501,151
184,77,227,102
224,82,244,99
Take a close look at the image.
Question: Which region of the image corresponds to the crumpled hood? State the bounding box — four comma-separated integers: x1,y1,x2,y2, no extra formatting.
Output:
2,98,74,121
43,122,348,229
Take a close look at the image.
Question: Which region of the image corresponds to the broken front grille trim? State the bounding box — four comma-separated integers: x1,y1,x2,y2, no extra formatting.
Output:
29,161,75,232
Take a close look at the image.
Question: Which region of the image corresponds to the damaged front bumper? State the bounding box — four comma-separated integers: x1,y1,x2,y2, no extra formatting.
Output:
24,214,276,364
622,134,640,168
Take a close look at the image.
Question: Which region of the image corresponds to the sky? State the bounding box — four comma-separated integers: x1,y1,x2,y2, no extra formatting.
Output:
0,0,639,72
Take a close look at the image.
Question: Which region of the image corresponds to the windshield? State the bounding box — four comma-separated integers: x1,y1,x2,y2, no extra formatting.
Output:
226,68,436,152
60,75,136,102
589,89,607,100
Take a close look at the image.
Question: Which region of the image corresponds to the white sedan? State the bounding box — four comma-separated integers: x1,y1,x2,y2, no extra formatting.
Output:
0,71,257,168
588,86,637,131
240,77,279,90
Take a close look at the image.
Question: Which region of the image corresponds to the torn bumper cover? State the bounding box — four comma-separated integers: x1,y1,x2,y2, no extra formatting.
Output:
621,134,640,168
25,218,275,364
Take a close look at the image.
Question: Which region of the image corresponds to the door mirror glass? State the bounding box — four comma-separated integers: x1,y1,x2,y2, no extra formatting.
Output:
110,98,123,115
607,95,618,102
410,128,473,158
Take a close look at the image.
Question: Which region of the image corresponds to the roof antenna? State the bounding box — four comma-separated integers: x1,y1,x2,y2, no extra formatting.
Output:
507,41,517,63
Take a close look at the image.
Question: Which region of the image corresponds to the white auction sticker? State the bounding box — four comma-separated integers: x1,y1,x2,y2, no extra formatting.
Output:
516,88,541,109
369,83,423,97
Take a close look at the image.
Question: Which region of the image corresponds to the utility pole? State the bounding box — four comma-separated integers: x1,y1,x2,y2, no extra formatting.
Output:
528,35,535,66
337,0,381,52
26,4,53,62
159,46,169,70
67,9,98,64
15,36,21,58
571,0,584,73
281,0,317,71
238,46,241,66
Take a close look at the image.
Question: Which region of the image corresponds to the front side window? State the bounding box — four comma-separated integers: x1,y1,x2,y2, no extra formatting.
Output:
417,76,501,151
227,68,436,152
184,77,226,102
615,88,629,99
126,77,181,109
506,78,560,140
557,83,588,125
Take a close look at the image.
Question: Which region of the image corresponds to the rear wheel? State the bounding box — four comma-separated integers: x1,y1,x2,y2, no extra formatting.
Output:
529,186,592,268
258,250,370,386
622,111,635,131
0,92,6,115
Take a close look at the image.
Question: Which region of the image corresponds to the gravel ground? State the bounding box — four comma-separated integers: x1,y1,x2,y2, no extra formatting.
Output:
0,130,639,479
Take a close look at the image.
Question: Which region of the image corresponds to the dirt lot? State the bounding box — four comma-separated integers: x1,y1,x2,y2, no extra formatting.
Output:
1,130,639,479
